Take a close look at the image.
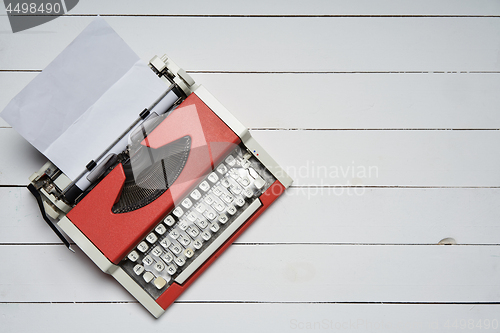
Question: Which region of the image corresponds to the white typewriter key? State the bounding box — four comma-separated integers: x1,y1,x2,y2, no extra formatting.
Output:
155,223,167,235
254,178,265,189
229,169,239,180
229,184,242,195
204,194,215,205
212,202,225,212
187,226,200,238
184,248,194,258
160,238,171,249
208,172,219,183
217,164,228,174
221,178,231,188
179,233,191,247
201,231,211,241
190,189,201,200
225,155,236,166
146,232,158,244
199,181,210,192
152,246,163,257
195,219,208,229
203,210,216,221
241,159,251,169
193,239,203,249
213,185,223,196
137,241,149,253
235,197,245,207
170,243,183,255
161,251,174,263
181,198,193,209
248,167,259,179
195,203,206,214
127,250,139,262
154,260,165,272
142,255,154,266
238,177,250,187
221,193,234,203
187,212,197,222
178,219,189,231
169,229,180,240
164,215,176,226
143,271,155,283
218,214,229,224
173,207,184,217
166,264,177,275
133,264,144,275
209,222,220,233
244,188,254,198
154,276,167,289
227,205,237,215
174,257,185,267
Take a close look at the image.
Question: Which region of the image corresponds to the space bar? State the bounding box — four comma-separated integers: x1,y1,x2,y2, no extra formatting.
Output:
174,199,262,284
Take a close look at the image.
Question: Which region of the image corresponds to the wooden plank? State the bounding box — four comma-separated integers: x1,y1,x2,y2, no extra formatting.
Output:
1,0,500,16
0,244,499,303
0,187,63,244
1,16,499,72
2,128,500,186
4,72,500,129
252,129,500,187
34,0,500,16
193,72,500,129
2,186,500,245
1,302,499,332
0,129,46,185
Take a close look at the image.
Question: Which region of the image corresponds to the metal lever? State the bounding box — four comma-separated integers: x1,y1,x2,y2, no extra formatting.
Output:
27,184,74,252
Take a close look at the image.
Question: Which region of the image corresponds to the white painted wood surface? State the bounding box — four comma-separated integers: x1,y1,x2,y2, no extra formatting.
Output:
1,17,500,72
59,0,500,16
2,303,499,333
2,186,500,244
3,72,500,129
1,244,500,303
3,128,500,186
0,1,499,332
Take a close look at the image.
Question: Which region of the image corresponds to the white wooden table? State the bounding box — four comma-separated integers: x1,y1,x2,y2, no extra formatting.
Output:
1,1,500,331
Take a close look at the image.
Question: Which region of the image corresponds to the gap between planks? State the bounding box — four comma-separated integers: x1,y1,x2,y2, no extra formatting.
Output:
1,300,499,305
2,70,500,74
0,243,498,246
1,184,500,188
2,14,500,18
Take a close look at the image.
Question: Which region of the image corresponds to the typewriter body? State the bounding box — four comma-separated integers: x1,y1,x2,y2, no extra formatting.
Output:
26,53,292,318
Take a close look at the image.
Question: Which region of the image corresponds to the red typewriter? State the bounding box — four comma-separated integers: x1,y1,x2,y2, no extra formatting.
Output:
11,21,292,318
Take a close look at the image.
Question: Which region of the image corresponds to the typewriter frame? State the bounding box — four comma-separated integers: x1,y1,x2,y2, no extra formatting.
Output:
28,54,292,318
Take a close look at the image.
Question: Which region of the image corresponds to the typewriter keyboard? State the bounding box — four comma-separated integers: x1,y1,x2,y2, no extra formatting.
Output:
120,146,275,298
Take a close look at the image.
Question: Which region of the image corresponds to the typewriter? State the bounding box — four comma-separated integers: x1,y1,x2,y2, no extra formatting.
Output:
4,20,292,318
